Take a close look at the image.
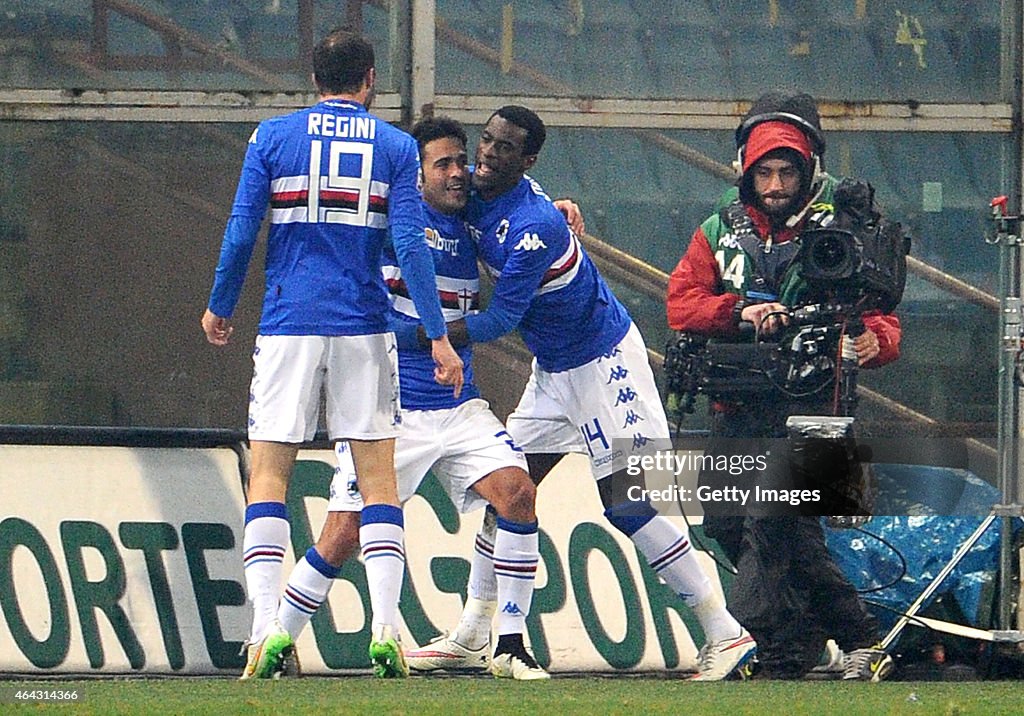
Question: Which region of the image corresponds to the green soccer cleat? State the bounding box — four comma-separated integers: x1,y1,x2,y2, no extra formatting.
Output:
239,621,295,680
369,625,409,679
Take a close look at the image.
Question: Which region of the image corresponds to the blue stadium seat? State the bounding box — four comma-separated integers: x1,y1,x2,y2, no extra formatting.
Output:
718,25,811,99
812,22,891,101
569,22,655,98
641,23,737,99
527,130,585,201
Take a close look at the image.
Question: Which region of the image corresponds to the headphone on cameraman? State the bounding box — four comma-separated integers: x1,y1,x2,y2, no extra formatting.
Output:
734,110,828,228
733,111,827,185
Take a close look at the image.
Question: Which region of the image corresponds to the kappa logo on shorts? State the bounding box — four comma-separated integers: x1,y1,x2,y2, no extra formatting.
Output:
607,366,629,383
614,387,638,406
623,409,644,427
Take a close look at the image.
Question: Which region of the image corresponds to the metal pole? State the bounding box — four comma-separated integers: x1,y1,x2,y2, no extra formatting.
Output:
881,514,1000,650
410,0,436,121
995,212,1021,628
996,0,1024,631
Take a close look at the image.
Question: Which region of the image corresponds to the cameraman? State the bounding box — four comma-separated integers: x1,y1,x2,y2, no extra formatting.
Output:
665,92,900,680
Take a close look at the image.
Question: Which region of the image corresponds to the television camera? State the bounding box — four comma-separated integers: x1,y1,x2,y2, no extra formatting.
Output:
665,179,910,422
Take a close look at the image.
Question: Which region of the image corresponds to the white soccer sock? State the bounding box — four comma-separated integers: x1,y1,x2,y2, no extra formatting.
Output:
493,517,539,638
360,504,406,634
467,507,499,603
452,597,497,651
451,509,499,649
242,502,289,642
278,546,339,639
630,515,741,642
692,590,744,644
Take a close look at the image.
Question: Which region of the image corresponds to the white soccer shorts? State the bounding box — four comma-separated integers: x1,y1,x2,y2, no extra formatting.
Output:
247,333,400,443
328,398,529,513
505,322,670,480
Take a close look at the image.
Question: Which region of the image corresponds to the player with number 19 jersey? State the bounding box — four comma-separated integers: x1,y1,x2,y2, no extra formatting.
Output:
208,98,445,340
465,175,631,371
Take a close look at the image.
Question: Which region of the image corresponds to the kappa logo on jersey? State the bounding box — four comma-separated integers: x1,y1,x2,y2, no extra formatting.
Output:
514,232,547,251
248,126,259,144
496,218,510,244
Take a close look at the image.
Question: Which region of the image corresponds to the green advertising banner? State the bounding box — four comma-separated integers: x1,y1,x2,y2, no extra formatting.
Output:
1,446,719,674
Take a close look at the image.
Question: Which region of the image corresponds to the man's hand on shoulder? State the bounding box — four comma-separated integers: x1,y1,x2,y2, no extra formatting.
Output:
553,198,585,236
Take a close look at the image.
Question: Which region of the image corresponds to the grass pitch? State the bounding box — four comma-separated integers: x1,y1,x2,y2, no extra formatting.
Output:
3,676,1023,715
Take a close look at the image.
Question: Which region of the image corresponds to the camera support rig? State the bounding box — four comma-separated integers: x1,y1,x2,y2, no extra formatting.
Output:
878,196,1024,651
664,303,864,428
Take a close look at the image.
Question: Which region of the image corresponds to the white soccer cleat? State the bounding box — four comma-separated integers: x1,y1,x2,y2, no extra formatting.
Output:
489,650,551,681
690,628,757,681
405,633,491,673
810,639,845,675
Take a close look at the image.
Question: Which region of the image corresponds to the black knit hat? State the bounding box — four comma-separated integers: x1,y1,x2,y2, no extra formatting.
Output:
735,92,825,156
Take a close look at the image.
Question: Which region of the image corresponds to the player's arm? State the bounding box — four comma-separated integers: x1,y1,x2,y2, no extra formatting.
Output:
203,130,269,345
666,227,741,335
447,220,560,348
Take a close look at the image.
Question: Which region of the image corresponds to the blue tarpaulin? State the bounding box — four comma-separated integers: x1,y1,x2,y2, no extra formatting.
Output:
826,465,1019,631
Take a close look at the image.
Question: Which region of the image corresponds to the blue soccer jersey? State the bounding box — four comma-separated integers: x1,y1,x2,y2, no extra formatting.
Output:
384,203,481,410
207,99,446,339
465,175,632,372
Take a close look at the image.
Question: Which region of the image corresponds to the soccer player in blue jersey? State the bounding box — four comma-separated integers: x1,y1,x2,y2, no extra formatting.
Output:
200,30,463,680
273,117,573,679
428,106,756,680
